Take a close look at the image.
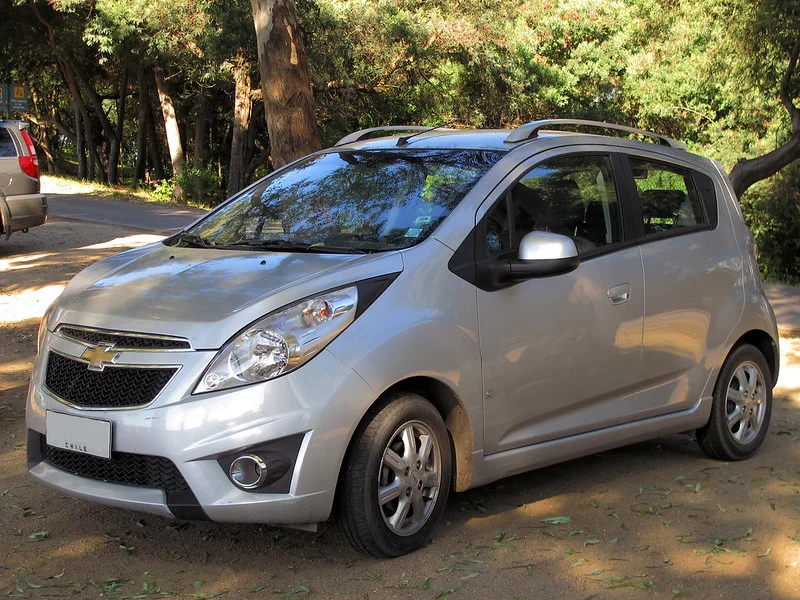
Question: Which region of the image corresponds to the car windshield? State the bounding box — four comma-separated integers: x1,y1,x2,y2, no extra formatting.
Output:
179,149,503,253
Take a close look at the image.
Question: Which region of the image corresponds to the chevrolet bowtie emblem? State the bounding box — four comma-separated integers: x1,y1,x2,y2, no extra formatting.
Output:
81,344,120,372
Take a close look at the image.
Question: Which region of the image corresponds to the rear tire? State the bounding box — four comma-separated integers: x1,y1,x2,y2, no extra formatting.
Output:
696,344,772,461
337,392,452,557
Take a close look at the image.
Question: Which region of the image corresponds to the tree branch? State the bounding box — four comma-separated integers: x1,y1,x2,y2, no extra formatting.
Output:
30,1,55,48
729,32,800,198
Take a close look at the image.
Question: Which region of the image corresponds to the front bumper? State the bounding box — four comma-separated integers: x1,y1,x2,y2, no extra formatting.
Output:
26,329,376,525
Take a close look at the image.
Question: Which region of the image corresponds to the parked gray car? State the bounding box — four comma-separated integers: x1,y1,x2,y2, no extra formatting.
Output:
0,120,47,239
26,120,779,557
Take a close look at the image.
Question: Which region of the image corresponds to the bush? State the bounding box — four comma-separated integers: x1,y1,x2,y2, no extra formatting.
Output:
150,179,174,203
176,167,225,207
740,163,800,285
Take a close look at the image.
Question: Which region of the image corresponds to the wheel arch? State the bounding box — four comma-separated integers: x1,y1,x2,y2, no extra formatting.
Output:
340,376,475,494
728,329,779,387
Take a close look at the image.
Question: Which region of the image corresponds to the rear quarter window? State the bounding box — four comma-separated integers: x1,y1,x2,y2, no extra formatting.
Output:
0,128,17,158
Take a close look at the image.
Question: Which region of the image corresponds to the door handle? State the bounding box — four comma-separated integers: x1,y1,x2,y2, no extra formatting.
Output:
607,283,630,305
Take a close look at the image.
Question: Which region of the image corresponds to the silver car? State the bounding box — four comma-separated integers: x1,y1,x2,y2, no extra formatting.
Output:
26,119,779,557
0,120,47,239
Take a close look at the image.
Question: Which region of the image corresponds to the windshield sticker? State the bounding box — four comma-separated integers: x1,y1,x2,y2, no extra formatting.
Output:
404,228,422,238
414,216,432,227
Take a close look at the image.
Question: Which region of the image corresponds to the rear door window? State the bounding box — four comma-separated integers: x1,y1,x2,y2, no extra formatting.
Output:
0,128,17,158
628,157,705,236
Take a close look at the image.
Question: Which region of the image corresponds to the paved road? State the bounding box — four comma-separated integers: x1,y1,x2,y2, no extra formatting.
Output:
47,193,208,234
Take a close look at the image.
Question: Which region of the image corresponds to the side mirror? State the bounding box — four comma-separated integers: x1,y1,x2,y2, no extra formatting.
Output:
482,231,580,289
518,231,578,262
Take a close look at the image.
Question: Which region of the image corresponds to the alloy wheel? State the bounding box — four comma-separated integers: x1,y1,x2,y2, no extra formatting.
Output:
377,420,442,536
726,361,767,445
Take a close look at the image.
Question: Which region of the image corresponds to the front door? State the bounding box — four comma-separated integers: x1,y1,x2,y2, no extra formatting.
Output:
477,153,644,455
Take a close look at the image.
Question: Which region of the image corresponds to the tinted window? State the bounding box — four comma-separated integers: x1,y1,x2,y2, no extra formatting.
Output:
485,155,621,256
629,158,705,235
0,128,16,158
187,149,502,252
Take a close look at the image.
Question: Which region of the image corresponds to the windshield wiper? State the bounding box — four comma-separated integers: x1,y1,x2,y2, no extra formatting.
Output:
178,233,216,248
218,239,368,254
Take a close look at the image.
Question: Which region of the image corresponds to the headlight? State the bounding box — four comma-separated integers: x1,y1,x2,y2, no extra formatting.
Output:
37,296,61,353
194,286,358,393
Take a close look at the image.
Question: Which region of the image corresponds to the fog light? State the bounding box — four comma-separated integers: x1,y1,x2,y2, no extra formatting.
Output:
229,454,269,490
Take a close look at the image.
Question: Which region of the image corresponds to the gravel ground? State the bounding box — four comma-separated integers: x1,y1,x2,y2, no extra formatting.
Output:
1,218,799,600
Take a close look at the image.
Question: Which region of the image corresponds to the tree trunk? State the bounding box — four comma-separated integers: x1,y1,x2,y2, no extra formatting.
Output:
193,95,207,170
59,58,89,179
107,69,128,185
729,34,800,199
135,69,148,184
69,55,113,182
250,0,320,169
143,74,166,181
153,65,185,198
228,57,254,197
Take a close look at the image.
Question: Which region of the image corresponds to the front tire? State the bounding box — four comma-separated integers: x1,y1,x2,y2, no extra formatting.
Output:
337,392,452,557
696,344,772,461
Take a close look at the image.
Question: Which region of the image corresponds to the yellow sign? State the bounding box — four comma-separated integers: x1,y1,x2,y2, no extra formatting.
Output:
13,86,24,99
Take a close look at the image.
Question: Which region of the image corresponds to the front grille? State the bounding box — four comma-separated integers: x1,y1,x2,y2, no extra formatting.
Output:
45,352,178,408
39,434,190,492
57,326,191,350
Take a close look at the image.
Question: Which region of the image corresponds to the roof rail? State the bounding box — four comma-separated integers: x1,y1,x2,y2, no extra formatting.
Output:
0,119,27,129
505,119,686,150
336,126,455,146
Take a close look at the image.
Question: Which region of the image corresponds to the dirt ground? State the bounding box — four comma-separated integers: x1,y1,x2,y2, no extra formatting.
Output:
1,218,799,600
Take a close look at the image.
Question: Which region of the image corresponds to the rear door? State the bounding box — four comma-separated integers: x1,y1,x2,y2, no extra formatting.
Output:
620,154,744,419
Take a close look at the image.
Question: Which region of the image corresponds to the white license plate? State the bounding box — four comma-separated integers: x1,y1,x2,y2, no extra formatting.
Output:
46,411,112,459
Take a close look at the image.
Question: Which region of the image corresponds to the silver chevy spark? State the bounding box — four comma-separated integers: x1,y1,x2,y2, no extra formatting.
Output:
27,120,779,557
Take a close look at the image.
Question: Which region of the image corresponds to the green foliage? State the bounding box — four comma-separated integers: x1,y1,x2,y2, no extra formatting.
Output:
150,180,174,204
740,164,800,284
176,168,226,207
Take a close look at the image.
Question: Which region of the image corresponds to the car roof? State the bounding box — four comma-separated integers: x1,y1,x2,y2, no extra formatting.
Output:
339,129,621,152
335,120,690,156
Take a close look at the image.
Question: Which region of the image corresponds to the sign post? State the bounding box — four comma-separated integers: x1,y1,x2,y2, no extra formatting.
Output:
0,84,8,119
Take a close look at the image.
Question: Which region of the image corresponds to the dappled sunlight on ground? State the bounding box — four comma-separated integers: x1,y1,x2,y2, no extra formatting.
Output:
0,253,54,273
80,234,163,251
776,337,800,399
0,284,64,324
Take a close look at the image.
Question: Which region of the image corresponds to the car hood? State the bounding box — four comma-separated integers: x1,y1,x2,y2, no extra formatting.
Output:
50,242,403,349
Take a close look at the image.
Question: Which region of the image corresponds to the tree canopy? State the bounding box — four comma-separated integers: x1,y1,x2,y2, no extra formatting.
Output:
1,0,799,278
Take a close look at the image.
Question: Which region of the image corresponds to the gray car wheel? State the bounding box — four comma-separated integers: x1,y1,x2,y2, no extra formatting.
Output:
697,344,773,461
337,392,452,557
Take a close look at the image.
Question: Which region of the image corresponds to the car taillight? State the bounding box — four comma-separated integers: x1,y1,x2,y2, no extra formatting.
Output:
19,129,40,180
